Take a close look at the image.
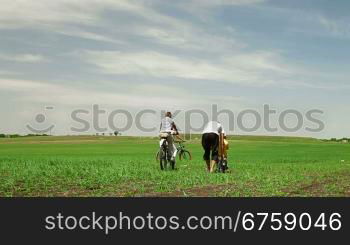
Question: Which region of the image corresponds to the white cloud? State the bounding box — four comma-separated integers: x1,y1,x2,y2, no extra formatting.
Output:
0,0,233,52
0,0,348,138
27,0,264,26
81,50,289,86
188,0,265,6
0,0,184,29
222,51,289,73
0,0,243,55
0,78,178,107
0,0,141,44
80,49,350,90
175,0,265,23
0,54,49,63
0,79,57,91
0,0,139,28
316,15,350,39
139,25,242,53
57,29,125,44
0,78,240,109
258,4,350,40
0,70,17,76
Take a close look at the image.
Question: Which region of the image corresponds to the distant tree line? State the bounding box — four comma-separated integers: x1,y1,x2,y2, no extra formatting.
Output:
329,137,349,142
95,131,122,136
0,134,50,138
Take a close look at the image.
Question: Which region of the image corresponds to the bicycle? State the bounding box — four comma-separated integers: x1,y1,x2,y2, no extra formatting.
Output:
158,132,176,170
156,136,192,170
175,140,192,161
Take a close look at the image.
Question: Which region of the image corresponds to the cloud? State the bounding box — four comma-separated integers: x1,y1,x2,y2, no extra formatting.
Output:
0,70,18,76
0,78,243,109
80,49,350,90
0,0,184,29
0,0,348,138
138,25,242,53
0,79,57,91
0,78,179,107
256,4,350,40
81,49,289,86
0,0,242,54
0,0,345,92
56,29,125,44
174,0,265,23
0,0,138,28
0,54,49,63
0,0,234,51
316,15,350,39
0,0,140,43
188,0,265,6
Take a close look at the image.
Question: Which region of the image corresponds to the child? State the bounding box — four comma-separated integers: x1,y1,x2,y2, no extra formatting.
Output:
223,136,229,161
216,133,229,172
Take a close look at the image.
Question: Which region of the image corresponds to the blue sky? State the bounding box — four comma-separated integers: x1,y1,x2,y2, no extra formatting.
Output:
0,0,349,138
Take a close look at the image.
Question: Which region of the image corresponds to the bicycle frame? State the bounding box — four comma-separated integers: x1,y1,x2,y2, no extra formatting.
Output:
176,142,185,151
159,138,168,148
159,135,176,170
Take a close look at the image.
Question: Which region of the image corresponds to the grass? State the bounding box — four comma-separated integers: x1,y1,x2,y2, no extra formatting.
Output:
0,135,349,197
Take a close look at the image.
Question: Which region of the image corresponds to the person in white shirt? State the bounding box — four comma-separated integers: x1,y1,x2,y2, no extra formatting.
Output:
202,121,225,172
159,112,179,162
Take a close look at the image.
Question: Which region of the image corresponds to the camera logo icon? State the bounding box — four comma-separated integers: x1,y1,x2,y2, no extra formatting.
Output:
26,106,55,134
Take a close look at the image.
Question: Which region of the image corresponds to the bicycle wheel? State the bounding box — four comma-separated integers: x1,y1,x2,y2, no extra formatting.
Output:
155,151,160,161
159,147,168,170
217,160,226,173
170,159,175,170
179,150,192,161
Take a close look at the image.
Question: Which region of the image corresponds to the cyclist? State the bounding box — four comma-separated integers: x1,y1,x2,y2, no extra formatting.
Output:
202,121,226,173
159,112,179,163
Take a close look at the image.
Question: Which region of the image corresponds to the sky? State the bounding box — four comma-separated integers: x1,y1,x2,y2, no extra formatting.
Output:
0,0,349,138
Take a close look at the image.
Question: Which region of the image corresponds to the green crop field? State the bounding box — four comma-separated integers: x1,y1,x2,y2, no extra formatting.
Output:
0,135,349,197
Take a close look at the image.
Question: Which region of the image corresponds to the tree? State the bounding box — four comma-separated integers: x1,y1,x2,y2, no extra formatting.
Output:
114,131,119,136
0,134,5,138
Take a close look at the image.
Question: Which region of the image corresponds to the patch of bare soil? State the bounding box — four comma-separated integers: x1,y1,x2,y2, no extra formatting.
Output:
284,171,350,197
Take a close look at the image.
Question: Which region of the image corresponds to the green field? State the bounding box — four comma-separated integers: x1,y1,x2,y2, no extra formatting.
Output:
0,135,349,197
